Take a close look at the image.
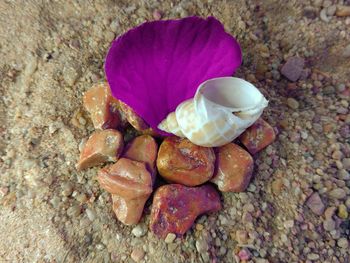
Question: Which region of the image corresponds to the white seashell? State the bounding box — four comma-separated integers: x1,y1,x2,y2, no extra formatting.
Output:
158,77,268,147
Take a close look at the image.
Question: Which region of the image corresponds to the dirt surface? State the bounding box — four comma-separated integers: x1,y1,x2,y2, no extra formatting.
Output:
0,0,350,262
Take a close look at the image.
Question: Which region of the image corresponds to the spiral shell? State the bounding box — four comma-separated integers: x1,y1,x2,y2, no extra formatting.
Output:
158,77,268,147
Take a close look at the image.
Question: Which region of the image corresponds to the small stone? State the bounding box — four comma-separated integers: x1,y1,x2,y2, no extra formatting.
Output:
131,247,145,262
303,6,317,19
336,6,350,17
76,129,124,171
329,188,346,199
210,143,253,192
67,205,81,217
286,98,299,109
280,57,305,81
323,218,336,231
153,10,162,20
238,248,251,261
63,66,79,86
326,5,336,16
132,225,147,238
239,118,276,155
324,206,336,219
164,233,176,243
236,230,248,244
337,204,348,219
195,238,208,253
86,208,96,221
306,192,325,215
343,44,350,58
342,158,350,170
320,8,331,22
337,238,349,249
83,82,121,130
307,253,319,261
61,182,74,197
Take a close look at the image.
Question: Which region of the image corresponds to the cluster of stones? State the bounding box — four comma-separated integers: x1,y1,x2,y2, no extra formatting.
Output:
76,82,276,239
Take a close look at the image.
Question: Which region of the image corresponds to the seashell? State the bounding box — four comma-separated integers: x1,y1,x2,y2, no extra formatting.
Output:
158,77,268,147
105,16,242,134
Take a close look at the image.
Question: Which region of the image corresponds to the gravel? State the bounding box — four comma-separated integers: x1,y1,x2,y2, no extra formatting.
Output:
1,1,350,262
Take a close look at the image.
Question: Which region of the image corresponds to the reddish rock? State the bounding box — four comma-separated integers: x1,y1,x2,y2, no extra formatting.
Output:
211,143,254,192
156,137,215,186
149,184,221,238
76,129,123,171
118,100,149,131
83,82,120,129
239,118,276,155
97,158,153,225
280,57,305,82
123,135,158,176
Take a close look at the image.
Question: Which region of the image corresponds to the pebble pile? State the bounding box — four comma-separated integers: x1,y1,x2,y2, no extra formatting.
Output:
77,82,276,238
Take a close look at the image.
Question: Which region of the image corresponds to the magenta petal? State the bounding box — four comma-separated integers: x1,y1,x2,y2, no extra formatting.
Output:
105,16,242,133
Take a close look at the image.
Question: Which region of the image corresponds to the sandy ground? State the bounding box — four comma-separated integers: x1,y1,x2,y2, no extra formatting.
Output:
0,0,349,262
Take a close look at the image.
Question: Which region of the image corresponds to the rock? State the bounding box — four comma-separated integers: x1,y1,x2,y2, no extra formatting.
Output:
327,5,337,16
210,143,253,192
343,44,350,58
83,82,121,130
156,137,215,186
123,135,158,175
303,6,318,19
76,129,124,171
320,8,331,22
130,247,145,262
239,118,276,155
336,6,350,17
306,192,325,215
286,98,299,109
323,218,336,231
164,233,176,243
238,248,252,261
337,204,348,219
342,158,350,170
86,209,96,221
280,57,305,81
195,238,209,253
149,184,221,238
98,158,153,225
337,238,349,249
118,100,149,131
329,188,346,199
307,253,319,261
132,225,147,237
324,206,336,219
235,230,248,244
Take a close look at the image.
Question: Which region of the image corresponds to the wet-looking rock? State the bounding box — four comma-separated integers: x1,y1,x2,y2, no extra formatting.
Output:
149,184,221,238
156,137,215,186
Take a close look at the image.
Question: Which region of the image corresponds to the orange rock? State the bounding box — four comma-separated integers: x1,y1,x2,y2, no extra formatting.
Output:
336,6,350,17
123,135,158,175
111,194,148,225
76,129,123,171
149,184,221,238
211,143,254,192
118,100,149,131
239,118,276,154
83,82,120,129
156,137,215,186
97,158,152,198
97,158,154,225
